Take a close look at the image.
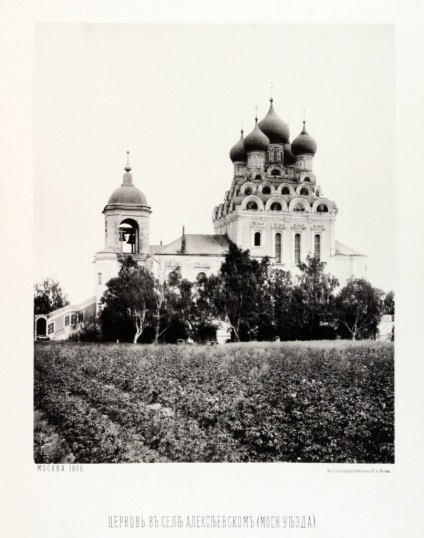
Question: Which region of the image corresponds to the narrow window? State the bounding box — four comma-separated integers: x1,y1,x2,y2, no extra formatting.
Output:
273,150,277,161
295,234,301,264
245,187,252,195
64,315,69,327
48,323,54,335
254,232,261,246
262,186,271,194
314,234,321,261
71,314,77,325
98,273,102,285
275,233,282,263
270,202,282,211
78,312,84,323
300,187,309,195
282,186,290,195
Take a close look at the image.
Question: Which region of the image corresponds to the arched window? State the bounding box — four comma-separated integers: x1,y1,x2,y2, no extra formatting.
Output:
275,233,282,263
255,174,262,180
282,186,290,195
197,272,207,281
317,204,328,213
295,234,301,264
314,234,321,261
273,150,278,161
254,232,261,246
304,176,311,182
300,187,309,195
262,186,271,194
119,218,138,254
294,202,305,212
271,169,281,176
245,187,252,195
246,201,258,210
270,202,282,211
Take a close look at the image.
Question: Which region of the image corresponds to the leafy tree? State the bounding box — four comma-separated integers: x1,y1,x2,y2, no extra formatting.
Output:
34,278,69,314
151,267,181,344
177,274,220,342
267,268,297,340
336,278,384,340
100,257,155,343
383,291,395,316
215,242,269,341
294,255,339,339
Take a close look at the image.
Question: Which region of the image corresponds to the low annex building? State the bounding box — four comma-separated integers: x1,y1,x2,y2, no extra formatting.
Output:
35,98,367,340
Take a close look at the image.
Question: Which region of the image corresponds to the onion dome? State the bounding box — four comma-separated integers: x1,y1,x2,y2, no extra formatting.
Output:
291,121,317,156
244,119,270,153
258,98,290,144
229,130,247,162
106,152,148,207
284,142,296,165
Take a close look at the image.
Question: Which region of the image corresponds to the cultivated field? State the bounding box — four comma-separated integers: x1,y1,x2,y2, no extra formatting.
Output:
34,341,394,464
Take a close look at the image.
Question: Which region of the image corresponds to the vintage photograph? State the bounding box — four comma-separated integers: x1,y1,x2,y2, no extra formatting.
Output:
33,24,395,464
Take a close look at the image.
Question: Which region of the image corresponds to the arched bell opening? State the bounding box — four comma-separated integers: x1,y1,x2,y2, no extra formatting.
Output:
36,317,46,337
119,218,139,254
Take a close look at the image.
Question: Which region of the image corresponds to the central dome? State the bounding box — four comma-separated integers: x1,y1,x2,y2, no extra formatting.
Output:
258,99,290,145
244,120,270,153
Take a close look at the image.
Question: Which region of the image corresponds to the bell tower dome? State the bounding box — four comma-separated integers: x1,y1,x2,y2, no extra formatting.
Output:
103,151,151,256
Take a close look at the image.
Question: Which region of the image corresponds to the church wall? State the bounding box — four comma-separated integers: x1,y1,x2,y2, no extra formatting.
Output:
94,253,120,306
151,255,225,282
221,210,334,268
333,255,368,288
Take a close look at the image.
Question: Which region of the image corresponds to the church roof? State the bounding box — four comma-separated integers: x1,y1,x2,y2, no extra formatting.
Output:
149,244,163,255
335,241,366,257
154,234,231,256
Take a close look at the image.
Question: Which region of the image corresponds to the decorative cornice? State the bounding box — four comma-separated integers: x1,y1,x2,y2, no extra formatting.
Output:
251,220,266,228
292,223,307,230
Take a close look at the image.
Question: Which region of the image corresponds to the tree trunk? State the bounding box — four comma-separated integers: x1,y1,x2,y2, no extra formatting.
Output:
134,310,146,344
154,312,160,345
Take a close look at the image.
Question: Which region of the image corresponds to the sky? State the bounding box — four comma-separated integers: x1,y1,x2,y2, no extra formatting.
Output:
34,24,395,303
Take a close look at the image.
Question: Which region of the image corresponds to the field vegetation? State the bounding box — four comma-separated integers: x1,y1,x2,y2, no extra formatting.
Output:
34,340,394,464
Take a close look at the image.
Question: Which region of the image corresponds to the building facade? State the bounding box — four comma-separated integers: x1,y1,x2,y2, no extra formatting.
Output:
35,98,367,339
93,99,367,310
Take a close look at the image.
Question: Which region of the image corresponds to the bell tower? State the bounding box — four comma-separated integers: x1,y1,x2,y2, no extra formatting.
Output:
93,152,151,308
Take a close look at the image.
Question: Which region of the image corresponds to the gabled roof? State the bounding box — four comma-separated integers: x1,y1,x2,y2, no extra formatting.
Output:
46,296,97,319
149,244,163,255
335,240,366,257
153,234,231,256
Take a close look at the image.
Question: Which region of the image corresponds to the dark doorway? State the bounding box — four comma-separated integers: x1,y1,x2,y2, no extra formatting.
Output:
36,317,46,337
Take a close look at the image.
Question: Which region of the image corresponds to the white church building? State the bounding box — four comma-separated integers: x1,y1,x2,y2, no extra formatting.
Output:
35,98,367,340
